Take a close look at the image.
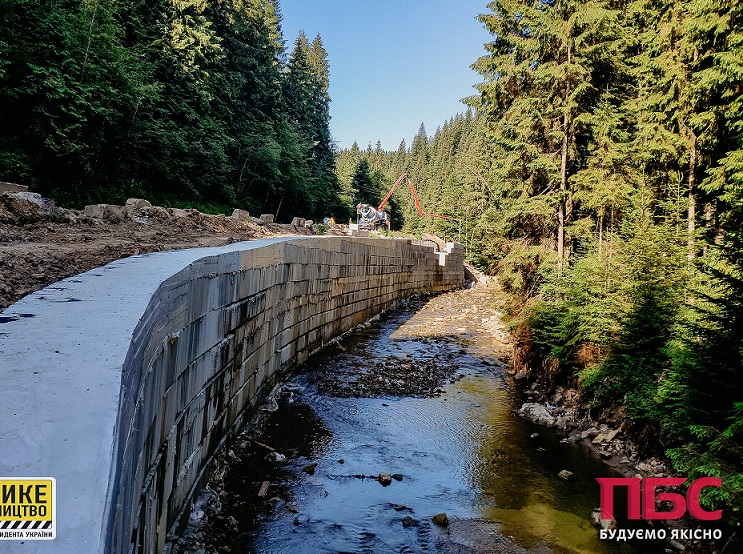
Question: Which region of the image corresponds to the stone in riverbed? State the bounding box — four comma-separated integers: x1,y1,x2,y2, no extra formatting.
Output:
604,429,619,441
591,508,616,530
558,470,576,481
432,513,449,527
302,462,317,475
377,473,392,486
518,403,556,426
402,516,419,527
268,451,286,463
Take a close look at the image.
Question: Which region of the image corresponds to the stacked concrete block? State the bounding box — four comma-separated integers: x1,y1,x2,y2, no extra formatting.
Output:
0,235,464,554
106,237,464,553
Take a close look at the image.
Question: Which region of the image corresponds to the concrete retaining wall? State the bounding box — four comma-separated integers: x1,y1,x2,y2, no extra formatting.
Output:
0,236,463,553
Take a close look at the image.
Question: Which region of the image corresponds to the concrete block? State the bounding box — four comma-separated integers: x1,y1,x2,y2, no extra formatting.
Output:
169,208,189,218
231,209,250,221
291,216,305,227
0,181,28,193
260,213,275,223
126,198,152,210
0,234,465,554
84,203,127,220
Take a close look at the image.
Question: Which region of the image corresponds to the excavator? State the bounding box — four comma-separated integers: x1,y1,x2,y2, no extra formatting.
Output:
355,172,458,231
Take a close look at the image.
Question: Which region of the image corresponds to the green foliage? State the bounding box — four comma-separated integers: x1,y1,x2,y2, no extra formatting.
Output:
0,0,340,219
332,0,743,518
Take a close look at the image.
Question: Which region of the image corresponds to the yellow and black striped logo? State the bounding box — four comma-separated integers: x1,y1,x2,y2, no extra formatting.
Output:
0,478,55,540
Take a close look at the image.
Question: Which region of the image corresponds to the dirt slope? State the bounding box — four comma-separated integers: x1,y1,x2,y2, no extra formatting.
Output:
0,194,309,310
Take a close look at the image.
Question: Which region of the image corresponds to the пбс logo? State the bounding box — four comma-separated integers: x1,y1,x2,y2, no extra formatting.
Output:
596,477,722,521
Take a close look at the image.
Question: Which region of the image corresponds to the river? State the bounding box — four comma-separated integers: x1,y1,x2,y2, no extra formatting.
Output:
177,286,662,554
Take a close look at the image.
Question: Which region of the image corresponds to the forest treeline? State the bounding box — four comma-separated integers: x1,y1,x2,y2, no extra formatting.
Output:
0,0,341,220
2,0,741,519
336,0,743,517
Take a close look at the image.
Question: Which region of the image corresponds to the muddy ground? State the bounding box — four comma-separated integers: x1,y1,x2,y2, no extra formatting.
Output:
0,193,309,310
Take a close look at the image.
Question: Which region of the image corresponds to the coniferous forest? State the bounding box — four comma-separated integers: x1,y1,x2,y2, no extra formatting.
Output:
336,0,743,518
2,0,742,520
0,0,342,220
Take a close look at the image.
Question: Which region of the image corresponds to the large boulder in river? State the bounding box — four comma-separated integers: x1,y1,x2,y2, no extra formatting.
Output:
518,403,556,426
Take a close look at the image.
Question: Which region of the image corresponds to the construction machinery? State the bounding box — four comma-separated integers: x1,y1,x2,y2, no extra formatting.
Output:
355,172,459,231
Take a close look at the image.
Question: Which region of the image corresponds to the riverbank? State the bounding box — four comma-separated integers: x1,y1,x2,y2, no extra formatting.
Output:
171,285,661,554
509,345,736,553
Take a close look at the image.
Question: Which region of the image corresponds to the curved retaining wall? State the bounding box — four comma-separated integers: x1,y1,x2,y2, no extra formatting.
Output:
0,236,463,553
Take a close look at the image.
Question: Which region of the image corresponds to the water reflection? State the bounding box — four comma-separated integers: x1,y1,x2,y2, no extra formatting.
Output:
199,296,663,554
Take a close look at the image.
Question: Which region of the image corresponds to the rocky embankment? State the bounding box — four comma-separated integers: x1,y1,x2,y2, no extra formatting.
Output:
513,375,728,553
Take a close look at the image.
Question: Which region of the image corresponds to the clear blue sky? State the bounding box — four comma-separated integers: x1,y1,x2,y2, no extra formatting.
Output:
280,0,492,151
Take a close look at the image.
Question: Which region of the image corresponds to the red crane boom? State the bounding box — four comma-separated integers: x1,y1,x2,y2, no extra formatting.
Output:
377,173,457,222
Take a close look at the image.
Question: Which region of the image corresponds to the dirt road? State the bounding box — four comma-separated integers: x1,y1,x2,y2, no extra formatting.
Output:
0,193,308,310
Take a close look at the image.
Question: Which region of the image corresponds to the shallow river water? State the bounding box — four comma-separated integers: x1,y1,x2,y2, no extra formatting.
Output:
189,287,662,554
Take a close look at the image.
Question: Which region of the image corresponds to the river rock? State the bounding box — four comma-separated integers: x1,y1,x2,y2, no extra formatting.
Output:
302,462,317,475
518,403,556,426
604,428,619,441
591,509,616,530
432,513,449,527
402,516,419,527
591,508,601,526
558,470,576,481
268,451,286,463
377,473,392,486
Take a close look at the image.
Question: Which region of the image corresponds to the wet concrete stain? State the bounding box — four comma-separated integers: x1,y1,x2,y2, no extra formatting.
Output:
174,287,662,554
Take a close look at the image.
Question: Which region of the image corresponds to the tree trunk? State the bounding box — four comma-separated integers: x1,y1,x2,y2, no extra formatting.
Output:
558,41,572,276
687,133,697,263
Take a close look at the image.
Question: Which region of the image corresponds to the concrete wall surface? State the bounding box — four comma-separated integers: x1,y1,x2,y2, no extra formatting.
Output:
0,236,464,553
